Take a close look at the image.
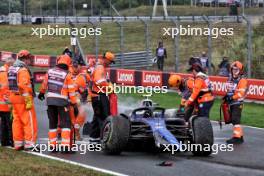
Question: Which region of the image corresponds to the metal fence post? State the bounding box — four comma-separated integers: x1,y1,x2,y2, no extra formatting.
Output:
243,16,252,78
116,22,124,67
76,38,86,65
95,24,99,62
88,19,99,62
203,16,212,75
69,20,87,65
141,19,150,63
69,21,76,59
146,22,150,59
208,21,212,75
172,19,180,72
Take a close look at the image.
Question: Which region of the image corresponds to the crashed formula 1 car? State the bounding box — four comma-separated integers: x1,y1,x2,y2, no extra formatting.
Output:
101,95,214,156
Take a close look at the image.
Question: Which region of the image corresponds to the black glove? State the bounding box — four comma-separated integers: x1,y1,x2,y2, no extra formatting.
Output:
81,89,88,102
38,93,45,101
223,95,233,102
73,104,79,116
226,96,233,102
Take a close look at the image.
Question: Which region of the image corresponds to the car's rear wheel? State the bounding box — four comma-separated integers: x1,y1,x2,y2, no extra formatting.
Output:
101,115,130,155
191,116,214,156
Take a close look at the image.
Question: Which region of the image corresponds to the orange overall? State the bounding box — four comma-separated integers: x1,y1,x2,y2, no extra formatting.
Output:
0,64,13,146
226,77,248,138
70,72,90,130
0,64,10,112
8,64,38,150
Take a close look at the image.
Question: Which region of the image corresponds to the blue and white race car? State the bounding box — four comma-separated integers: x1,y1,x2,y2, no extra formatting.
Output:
101,95,214,156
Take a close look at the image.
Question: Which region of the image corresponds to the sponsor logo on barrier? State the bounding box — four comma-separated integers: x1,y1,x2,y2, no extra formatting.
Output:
0,51,13,61
34,55,50,67
34,73,46,83
142,71,162,87
116,69,135,85
210,77,229,96
248,84,264,97
209,76,264,100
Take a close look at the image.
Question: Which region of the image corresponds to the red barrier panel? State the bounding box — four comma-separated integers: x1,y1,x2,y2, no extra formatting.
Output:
247,79,264,100
0,51,14,61
33,69,264,101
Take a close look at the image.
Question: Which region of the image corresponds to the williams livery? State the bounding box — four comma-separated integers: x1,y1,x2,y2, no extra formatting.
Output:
101,95,214,156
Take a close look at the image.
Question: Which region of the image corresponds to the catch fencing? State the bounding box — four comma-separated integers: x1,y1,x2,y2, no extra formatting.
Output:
3,15,261,78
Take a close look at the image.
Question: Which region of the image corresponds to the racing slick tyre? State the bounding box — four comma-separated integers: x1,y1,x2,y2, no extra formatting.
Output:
191,116,214,156
101,115,130,155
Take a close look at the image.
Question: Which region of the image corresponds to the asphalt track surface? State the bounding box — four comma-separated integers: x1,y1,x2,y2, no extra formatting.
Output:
35,99,264,176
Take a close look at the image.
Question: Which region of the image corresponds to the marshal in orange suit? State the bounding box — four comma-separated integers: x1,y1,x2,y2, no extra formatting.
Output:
8,50,38,150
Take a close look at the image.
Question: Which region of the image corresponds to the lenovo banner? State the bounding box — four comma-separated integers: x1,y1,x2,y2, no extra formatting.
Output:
33,55,50,67
0,51,14,61
116,69,135,85
142,71,163,87
247,79,264,101
34,72,46,83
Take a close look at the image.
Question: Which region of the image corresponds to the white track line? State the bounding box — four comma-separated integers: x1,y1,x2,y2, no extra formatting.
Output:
5,146,122,175
242,125,264,131
25,151,129,176
211,121,264,131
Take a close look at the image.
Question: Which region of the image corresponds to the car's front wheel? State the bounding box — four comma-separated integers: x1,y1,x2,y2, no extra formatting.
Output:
101,115,130,155
190,116,214,156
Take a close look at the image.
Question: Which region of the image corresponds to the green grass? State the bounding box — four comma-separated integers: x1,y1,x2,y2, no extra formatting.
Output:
118,92,264,128
77,5,264,16
0,25,70,56
0,22,251,72
0,147,110,176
